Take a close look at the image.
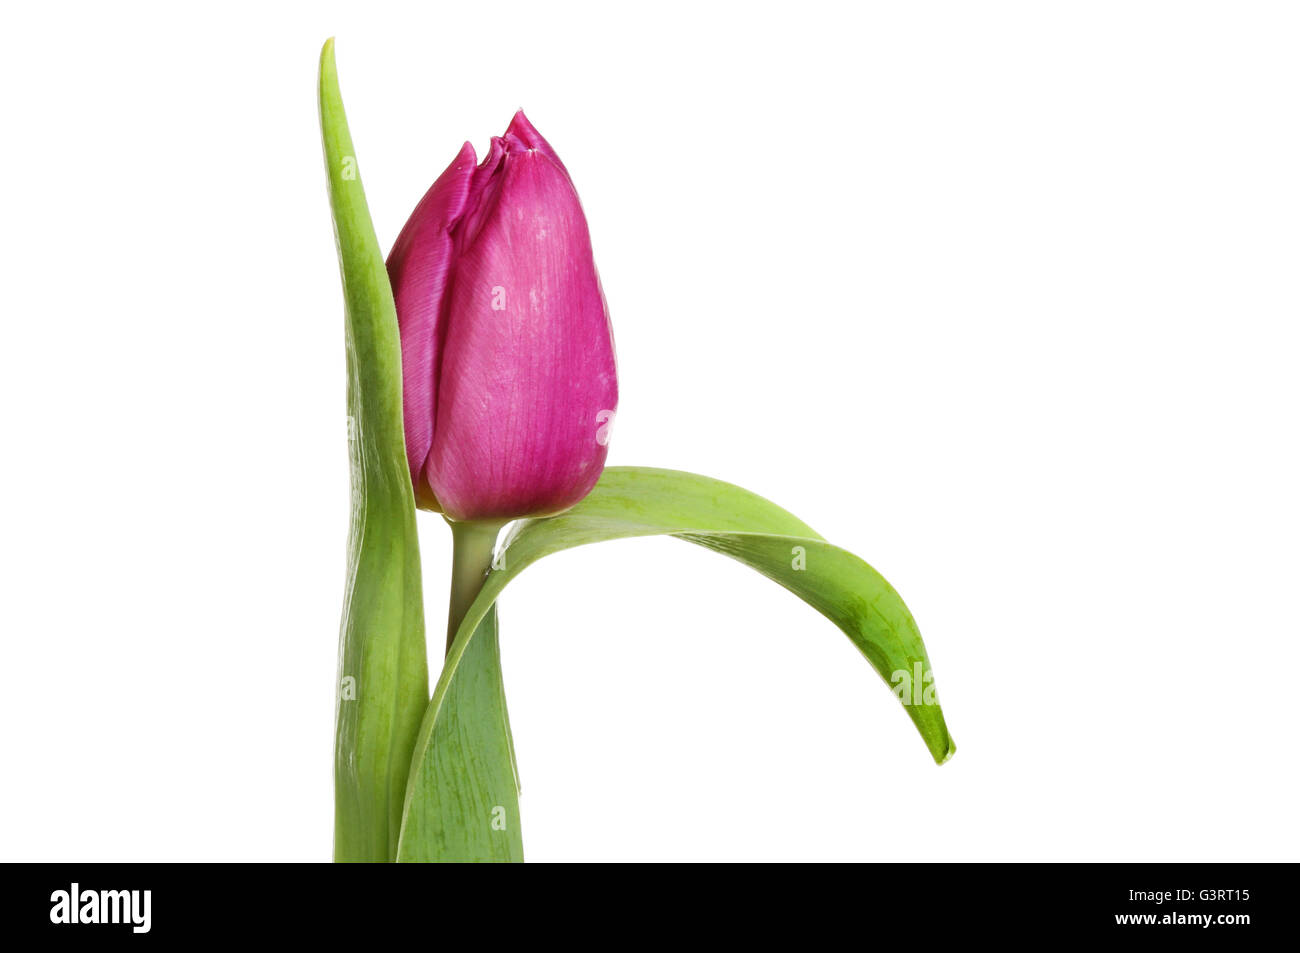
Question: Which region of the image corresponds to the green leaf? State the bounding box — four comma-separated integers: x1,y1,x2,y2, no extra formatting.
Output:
397,604,523,862
397,467,954,861
319,38,429,862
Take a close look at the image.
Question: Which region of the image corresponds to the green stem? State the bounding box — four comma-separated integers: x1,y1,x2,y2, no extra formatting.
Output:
445,519,503,655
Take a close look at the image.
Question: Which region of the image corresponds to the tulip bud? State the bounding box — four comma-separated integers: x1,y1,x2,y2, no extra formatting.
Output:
387,111,618,522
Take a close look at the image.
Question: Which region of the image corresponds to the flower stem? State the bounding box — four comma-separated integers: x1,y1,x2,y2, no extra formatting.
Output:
445,519,504,655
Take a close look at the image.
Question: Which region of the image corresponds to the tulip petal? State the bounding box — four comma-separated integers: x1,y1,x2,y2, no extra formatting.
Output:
386,141,477,508
454,136,506,258
504,109,570,178
430,141,618,521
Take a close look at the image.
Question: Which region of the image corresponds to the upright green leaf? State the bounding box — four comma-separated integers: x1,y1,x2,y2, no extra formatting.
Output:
319,38,428,862
397,467,954,861
397,604,523,862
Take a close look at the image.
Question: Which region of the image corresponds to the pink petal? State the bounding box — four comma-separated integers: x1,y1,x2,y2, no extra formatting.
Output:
504,109,570,179
428,143,618,521
385,141,476,506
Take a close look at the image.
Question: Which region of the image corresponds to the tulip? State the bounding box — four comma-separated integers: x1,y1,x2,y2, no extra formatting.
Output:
387,110,618,522
323,46,955,863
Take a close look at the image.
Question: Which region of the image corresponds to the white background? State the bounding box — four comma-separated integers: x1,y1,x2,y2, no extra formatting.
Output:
2,1,1297,862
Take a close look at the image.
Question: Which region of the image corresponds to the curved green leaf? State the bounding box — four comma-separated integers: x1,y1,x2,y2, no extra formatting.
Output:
320,38,428,862
397,467,954,861
397,604,522,862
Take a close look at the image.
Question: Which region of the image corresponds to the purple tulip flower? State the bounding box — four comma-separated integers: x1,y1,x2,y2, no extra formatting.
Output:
387,111,618,521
